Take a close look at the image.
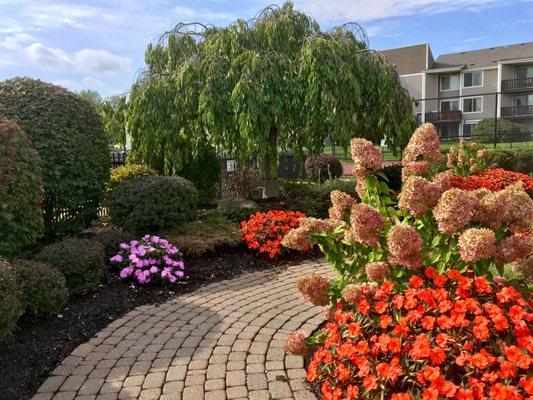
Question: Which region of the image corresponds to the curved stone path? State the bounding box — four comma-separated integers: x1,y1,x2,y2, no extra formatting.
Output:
33,259,329,400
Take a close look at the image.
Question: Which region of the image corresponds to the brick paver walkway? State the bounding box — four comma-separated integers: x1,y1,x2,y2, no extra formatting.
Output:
33,259,329,400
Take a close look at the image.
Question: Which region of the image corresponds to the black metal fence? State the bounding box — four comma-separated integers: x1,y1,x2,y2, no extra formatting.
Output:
110,151,126,168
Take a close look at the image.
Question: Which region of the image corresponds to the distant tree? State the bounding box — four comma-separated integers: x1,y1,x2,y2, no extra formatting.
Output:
127,2,416,196
77,89,102,107
99,96,128,148
473,118,528,144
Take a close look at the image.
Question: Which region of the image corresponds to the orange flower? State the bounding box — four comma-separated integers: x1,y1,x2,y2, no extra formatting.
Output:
471,349,495,369
363,374,378,390
429,347,446,365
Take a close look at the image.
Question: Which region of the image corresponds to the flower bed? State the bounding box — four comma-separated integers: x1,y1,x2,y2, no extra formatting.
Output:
450,168,533,194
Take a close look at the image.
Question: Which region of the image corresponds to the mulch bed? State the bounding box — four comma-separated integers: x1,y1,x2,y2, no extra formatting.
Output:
0,246,321,400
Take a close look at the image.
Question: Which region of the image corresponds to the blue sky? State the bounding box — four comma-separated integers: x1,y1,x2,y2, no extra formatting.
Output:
1,0,532,97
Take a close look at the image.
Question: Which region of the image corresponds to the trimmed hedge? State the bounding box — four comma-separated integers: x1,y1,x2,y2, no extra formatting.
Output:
35,238,105,296
486,149,532,174
94,228,135,260
108,164,156,193
0,118,44,257
12,260,68,318
304,154,343,183
473,118,529,143
0,258,22,342
108,175,199,234
0,77,110,234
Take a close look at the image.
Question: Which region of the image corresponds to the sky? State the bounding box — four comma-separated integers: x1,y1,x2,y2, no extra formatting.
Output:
1,0,532,98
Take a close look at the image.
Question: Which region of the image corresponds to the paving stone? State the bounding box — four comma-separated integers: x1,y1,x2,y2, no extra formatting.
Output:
33,260,330,400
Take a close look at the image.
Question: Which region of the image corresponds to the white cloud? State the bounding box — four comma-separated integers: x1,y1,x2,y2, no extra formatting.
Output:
25,3,102,29
0,35,132,75
174,5,237,22
293,0,509,23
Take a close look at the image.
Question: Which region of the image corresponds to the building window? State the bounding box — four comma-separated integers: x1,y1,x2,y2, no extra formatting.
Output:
439,124,460,140
462,123,476,139
440,99,459,112
515,94,533,106
516,66,533,79
463,97,482,113
440,75,460,91
463,71,483,87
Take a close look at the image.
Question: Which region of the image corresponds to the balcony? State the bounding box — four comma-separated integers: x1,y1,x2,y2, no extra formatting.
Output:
501,105,533,118
501,77,533,92
425,110,462,123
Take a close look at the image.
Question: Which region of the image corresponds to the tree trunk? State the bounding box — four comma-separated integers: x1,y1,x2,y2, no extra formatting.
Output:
262,126,279,198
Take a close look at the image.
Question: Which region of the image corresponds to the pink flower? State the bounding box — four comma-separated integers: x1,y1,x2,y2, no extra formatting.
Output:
387,225,423,269
433,188,476,234
350,138,383,176
365,262,390,282
341,283,376,304
458,228,496,263
403,123,441,165
110,254,123,263
285,330,308,356
296,274,331,306
282,217,344,251
346,204,384,246
329,190,357,221
399,176,440,217
494,234,533,264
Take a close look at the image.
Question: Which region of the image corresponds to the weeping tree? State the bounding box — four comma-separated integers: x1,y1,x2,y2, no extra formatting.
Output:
128,2,416,196
99,96,128,148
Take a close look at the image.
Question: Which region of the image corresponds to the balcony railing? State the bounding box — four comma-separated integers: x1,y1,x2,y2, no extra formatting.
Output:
501,77,533,92
501,105,533,118
425,110,462,123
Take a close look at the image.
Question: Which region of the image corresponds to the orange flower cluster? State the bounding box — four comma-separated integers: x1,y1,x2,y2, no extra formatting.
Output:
451,168,533,194
307,269,532,400
241,210,305,258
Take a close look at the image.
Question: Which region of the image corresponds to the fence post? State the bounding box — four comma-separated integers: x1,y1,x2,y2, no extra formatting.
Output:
493,93,498,148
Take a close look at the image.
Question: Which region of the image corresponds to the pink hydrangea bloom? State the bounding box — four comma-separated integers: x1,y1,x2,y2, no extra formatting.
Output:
282,217,344,251
328,190,357,221
387,224,423,269
350,138,383,176
433,188,476,234
284,330,308,356
399,176,440,217
494,234,533,264
295,274,331,306
341,283,376,304
365,262,390,282
458,228,496,263
403,123,441,165
346,204,384,246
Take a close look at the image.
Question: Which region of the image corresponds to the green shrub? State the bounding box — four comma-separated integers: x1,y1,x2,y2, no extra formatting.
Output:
108,164,156,193
108,175,199,234
473,118,529,143
217,198,259,222
35,238,105,296
0,258,22,342
0,118,44,257
486,149,532,174
93,228,135,260
180,149,221,205
304,154,343,182
161,215,242,256
279,178,356,201
12,260,68,318
0,78,110,234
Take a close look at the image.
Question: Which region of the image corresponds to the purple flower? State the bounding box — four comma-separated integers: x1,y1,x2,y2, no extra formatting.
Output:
119,243,130,250
149,266,159,274
120,267,133,278
110,254,123,263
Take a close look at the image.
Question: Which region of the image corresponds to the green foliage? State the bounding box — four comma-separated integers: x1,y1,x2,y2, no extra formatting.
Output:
180,149,220,205
487,148,532,174
217,198,259,223
93,228,135,260
279,178,356,201
127,2,415,180
108,175,199,234
0,118,44,257
473,118,528,143
0,78,110,234
35,238,105,296
304,154,343,182
161,214,242,256
12,260,68,318
222,167,262,200
379,164,402,192
0,258,22,342
77,90,102,107
108,164,157,193
98,96,128,148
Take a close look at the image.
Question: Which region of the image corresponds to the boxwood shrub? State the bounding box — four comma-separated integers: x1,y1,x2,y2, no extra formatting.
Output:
0,77,110,234
486,148,532,174
35,238,105,296
108,175,199,234
107,164,156,193
0,258,22,342
12,260,68,318
0,118,44,257
94,228,135,260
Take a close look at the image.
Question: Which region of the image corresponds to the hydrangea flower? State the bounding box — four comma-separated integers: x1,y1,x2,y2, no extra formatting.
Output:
350,138,383,176
458,228,496,263
110,235,185,285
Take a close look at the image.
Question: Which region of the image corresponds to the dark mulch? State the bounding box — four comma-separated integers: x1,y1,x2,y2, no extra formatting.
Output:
0,246,321,400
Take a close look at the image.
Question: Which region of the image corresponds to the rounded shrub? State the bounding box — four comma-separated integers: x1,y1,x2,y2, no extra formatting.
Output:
107,164,156,193
12,260,68,318
304,154,343,183
35,238,105,296
0,77,110,234
0,257,22,342
180,149,221,205
0,118,44,257
473,118,528,143
94,228,135,260
108,175,199,234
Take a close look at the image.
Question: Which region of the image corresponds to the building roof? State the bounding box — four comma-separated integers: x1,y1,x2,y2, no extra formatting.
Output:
434,42,533,70
381,43,428,75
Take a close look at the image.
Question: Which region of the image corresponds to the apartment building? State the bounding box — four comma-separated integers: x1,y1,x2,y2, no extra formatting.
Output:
382,42,533,139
